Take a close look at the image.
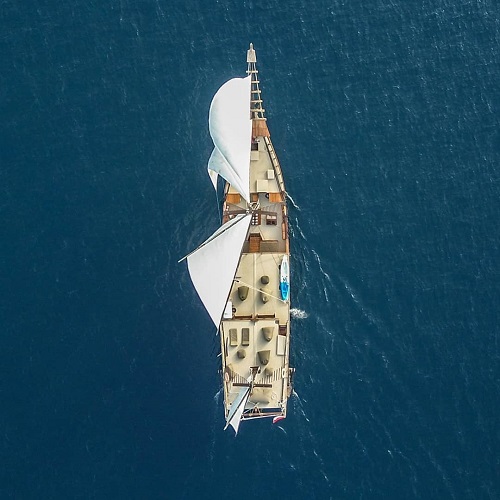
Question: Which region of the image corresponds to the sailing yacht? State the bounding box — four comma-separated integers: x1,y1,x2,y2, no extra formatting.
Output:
181,44,293,433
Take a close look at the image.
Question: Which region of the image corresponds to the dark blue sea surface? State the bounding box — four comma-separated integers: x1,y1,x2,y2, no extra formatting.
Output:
1,0,498,498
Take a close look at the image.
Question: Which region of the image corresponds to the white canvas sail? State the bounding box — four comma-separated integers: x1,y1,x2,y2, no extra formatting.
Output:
209,76,252,202
207,166,218,190
186,213,252,327
207,147,231,191
224,386,251,434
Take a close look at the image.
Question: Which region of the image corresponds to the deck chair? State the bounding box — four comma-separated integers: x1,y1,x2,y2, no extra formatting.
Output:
241,328,250,346
229,328,238,347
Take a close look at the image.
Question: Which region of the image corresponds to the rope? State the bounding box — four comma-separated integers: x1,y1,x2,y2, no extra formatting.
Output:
233,279,286,303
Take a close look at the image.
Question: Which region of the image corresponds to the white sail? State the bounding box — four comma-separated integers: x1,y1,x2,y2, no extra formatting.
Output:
209,76,252,202
207,166,218,190
187,213,252,327
207,147,231,191
224,386,251,435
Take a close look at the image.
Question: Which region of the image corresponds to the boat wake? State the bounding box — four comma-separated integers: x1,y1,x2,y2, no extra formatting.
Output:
291,308,309,319
290,391,332,488
213,388,222,403
286,192,300,210
290,218,306,242
339,274,383,330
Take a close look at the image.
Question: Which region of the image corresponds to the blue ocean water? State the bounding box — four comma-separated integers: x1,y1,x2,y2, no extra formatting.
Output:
1,0,499,498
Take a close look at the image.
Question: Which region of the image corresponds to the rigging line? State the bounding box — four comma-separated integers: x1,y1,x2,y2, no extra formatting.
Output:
260,203,279,212
233,279,287,304
177,213,250,263
215,177,221,221
271,252,281,270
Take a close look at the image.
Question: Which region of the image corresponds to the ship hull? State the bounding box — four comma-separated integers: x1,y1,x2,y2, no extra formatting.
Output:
220,128,292,425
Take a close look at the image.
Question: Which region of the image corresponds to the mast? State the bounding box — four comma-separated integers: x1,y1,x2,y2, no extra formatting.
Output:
247,43,270,137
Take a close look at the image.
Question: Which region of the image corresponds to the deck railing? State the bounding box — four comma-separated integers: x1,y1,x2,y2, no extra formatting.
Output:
264,136,286,196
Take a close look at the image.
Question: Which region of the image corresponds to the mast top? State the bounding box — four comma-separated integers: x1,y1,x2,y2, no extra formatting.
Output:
247,43,256,63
